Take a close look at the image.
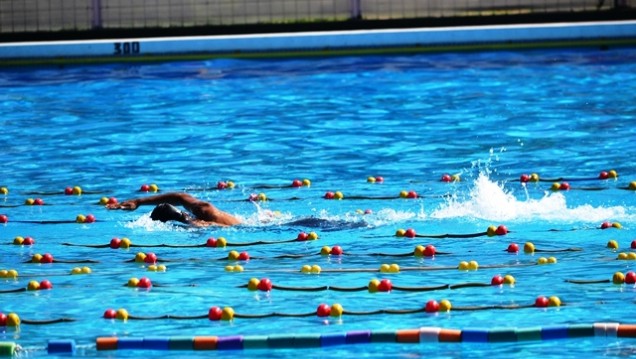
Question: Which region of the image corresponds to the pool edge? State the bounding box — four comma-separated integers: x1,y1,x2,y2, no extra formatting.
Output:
1,20,636,66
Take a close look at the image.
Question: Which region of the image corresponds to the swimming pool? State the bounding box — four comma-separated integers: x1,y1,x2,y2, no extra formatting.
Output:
0,47,636,358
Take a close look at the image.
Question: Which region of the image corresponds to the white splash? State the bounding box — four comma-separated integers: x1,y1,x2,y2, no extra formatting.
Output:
361,207,426,227
237,200,294,227
431,173,630,223
123,213,193,231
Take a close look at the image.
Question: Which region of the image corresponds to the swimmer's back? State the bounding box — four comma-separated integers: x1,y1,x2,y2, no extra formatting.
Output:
187,200,241,226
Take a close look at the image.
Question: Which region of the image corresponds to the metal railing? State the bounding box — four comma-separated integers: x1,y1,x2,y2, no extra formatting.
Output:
0,0,633,34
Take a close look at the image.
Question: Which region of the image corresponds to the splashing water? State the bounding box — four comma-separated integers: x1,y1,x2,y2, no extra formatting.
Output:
238,207,295,227
431,172,630,223
124,213,194,231
123,171,631,230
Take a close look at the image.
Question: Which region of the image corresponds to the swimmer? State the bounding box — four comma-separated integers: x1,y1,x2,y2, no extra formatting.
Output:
107,192,367,230
106,192,241,227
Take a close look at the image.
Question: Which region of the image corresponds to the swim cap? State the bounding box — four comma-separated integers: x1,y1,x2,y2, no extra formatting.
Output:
150,203,189,223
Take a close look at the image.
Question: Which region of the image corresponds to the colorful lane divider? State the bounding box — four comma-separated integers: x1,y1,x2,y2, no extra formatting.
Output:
513,171,635,190
1,183,633,212
21,253,98,264
0,312,74,327
101,294,561,323
0,295,561,331
7,241,580,269
1,174,634,206
53,237,583,258
516,170,620,183
227,192,451,202
3,213,98,224
223,182,636,200
14,250,559,269
0,266,97,279
504,242,583,254
394,225,509,239
569,270,636,285
0,171,633,195
0,171,634,201
61,232,319,249
89,323,636,350
9,267,636,294
237,275,516,293
393,222,622,240
2,322,635,356
2,183,635,210
3,290,634,334
0,273,514,294
194,179,309,190
55,226,509,252
120,250,541,271
125,247,567,265
2,219,101,224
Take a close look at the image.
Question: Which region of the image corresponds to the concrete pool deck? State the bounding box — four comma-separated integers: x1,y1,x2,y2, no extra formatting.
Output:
1,19,636,66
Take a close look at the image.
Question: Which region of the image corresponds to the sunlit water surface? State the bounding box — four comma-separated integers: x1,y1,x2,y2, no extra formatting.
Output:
1,47,636,358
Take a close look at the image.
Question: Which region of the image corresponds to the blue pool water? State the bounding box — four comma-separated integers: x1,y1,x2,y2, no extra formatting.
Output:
1,47,636,358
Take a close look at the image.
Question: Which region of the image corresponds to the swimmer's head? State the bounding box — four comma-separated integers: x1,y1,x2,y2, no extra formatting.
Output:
150,203,189,223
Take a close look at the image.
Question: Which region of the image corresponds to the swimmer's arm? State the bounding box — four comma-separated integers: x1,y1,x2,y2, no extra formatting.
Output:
107,192,240,226
107,192,202,211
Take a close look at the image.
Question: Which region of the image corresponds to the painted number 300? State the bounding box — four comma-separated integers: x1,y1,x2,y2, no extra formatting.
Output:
114,42,141,55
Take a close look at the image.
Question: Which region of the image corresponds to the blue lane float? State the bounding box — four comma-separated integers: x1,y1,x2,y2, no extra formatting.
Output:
87,323,636,352
46,339,76,355
1,323,628,356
